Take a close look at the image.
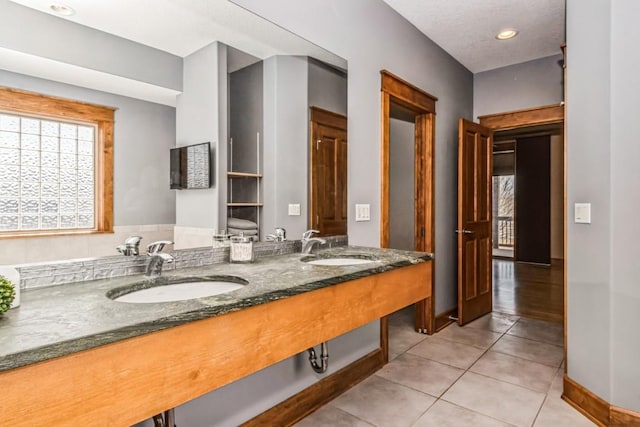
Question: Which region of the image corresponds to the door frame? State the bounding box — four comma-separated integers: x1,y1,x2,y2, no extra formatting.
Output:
477,104,564,264
478,103,565,362
478,104,564,130
380,70,437,352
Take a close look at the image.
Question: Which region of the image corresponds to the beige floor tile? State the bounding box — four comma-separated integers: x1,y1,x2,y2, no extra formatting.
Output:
408,335,487,369
442,372,545,427
465,312,520,333
492,334,564,368
436,324,503,349
375,353,464,397
469,351,557,392
547,368,565,397
294,405,374,427
534,395,596,426
507,318,563,346
330,375,436,427
413,400,514,427
388,306,414,328
388,324,428,360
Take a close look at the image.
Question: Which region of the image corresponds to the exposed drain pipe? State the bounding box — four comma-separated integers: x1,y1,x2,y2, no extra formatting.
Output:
307,342,329,374
152,409,175,427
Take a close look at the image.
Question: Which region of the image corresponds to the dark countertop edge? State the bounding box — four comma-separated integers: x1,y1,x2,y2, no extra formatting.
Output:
0,255,431,372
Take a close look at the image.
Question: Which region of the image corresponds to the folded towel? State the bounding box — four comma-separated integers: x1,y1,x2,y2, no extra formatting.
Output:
227,217,259,230
228,227,258,236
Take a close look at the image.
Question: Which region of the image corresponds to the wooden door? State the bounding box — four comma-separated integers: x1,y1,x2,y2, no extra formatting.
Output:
457,119,493,325
310,107,347,236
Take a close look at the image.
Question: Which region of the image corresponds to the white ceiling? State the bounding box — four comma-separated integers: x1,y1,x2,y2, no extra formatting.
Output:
382,0,565,73
7,0,563,77
7,0,346,68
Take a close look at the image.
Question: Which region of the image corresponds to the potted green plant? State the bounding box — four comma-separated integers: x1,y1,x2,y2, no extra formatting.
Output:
0,275,16,316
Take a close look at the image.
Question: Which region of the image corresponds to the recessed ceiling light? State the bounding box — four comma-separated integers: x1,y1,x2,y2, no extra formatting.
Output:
496,29,518,40
49,4,75,16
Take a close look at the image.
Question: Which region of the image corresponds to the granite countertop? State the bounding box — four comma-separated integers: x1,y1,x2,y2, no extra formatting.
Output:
0,246,432,372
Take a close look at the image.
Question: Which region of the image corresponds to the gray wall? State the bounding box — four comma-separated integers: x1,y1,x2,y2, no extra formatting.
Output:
176,42,227,231
0,0,181,92
389,118,415,251
566,0,612,403
308,58,348,116
233,0,474,315
0,69,176,226
229,62,263,174
262,55,309,238
567,0,640,411
609,0,640,410
473,54,564,119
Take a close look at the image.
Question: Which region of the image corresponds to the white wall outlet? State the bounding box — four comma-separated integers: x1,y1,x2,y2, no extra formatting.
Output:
355,204,370,222
574,203,591,224
288,203,301,216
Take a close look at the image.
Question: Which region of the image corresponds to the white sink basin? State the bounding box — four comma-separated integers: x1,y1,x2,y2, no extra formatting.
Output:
112,280,245,304
304,257,375,266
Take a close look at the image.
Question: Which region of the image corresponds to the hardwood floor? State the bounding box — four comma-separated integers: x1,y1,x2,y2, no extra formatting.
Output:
493,258,564,323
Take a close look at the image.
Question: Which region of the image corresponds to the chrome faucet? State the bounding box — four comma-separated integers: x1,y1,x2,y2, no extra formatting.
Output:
301,229,326,254
145,240,174,278
116,236,142,256
266,227,287,242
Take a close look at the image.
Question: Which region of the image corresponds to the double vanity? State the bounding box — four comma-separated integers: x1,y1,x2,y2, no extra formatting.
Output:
0,245,432,426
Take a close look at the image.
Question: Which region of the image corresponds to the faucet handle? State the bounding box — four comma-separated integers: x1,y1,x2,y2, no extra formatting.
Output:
302,229,320,240
147,240,173,255
274,227,287,241
124,236,142,245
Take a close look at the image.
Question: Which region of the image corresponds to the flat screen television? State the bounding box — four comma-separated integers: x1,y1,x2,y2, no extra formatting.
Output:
170,142,211,189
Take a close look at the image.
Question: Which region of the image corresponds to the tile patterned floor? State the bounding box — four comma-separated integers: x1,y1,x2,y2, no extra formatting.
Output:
295,310,594,427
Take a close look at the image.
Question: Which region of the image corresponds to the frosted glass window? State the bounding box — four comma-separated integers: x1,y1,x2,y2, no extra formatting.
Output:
0,113,96,231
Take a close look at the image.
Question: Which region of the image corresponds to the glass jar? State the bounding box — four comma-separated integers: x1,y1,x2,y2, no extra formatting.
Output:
229,235,254,263
212,230,230,249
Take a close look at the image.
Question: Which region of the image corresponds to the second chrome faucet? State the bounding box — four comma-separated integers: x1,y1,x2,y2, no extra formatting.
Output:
145,241,174,278
301,230,326,254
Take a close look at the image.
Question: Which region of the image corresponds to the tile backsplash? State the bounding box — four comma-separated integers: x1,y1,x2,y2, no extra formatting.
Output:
17,235,348,290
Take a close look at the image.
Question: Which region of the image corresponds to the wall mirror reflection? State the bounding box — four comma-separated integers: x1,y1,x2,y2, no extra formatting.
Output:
0,0,348,263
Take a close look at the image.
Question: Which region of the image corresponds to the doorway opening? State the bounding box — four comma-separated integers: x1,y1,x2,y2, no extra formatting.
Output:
491,124,563,265
380,70,437,356
479,105,565,323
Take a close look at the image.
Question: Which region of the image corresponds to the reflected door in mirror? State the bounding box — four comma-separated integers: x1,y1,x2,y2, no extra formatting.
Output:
310,107,347,236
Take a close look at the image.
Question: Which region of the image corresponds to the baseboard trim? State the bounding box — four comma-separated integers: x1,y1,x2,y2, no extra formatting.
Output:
241,348,385,426
434,306,457,332
563,375,640,426
610,405,640,426
562,375,609,425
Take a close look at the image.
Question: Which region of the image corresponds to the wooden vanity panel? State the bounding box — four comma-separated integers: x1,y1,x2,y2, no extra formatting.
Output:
0,261,431,426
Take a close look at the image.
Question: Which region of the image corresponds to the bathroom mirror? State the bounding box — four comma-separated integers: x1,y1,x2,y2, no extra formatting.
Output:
0,0,347,263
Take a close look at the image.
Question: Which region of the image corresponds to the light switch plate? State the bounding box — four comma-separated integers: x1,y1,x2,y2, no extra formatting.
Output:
355,204,370,222
575,203,591,224
288,203,301,216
